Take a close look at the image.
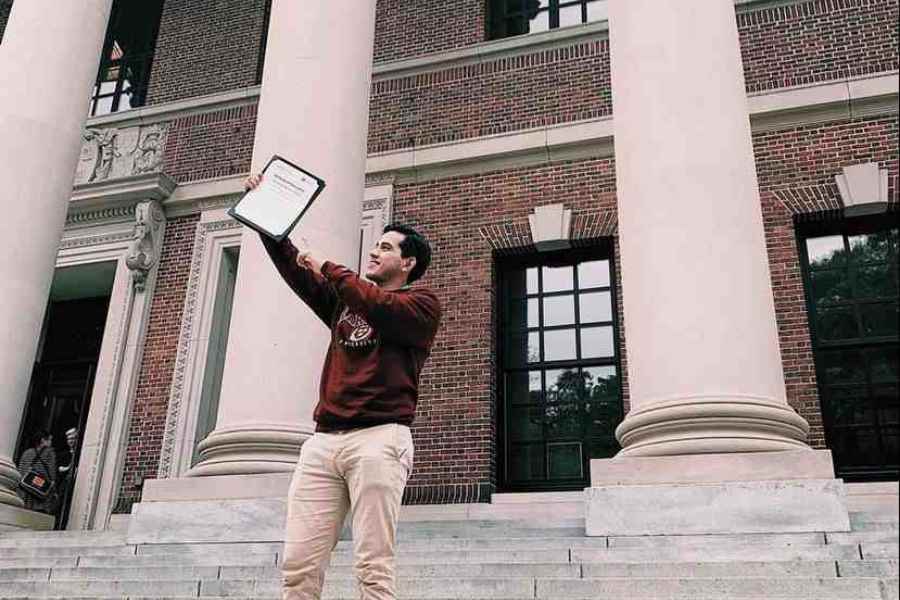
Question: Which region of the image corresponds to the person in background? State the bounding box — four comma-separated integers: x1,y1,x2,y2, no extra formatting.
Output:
56,427,80,528
16,429,58,515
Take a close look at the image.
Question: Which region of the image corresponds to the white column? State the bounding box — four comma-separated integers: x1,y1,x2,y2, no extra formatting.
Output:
609,0,809,456
188,0,378,476
0,0,114,508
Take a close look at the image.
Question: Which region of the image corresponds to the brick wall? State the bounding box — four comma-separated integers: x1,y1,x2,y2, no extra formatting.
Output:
374,0,485,64
0,0,12,44
146,0,269,105
369,39,612,154
369,0,897,155
392,157,622,496
115,216,199,513
738,0,899,92
753,115,899,449
162,104,257,184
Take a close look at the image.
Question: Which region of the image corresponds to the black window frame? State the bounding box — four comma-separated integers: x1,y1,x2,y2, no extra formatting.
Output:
797,210,899,481
488,0,605,40
88,1,164,117
496,241,625,492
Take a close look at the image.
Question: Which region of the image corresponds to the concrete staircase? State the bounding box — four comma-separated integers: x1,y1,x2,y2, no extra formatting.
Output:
0,483,896,600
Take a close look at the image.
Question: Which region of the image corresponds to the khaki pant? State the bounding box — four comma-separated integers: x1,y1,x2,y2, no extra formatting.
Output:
281,423,413,600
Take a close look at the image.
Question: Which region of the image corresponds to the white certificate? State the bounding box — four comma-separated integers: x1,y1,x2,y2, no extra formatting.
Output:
228,155,326,241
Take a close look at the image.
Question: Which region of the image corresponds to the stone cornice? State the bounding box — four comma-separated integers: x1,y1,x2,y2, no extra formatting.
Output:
68,172,177,226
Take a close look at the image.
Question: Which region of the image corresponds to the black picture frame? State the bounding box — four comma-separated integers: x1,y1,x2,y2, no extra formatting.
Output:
227,154,326,242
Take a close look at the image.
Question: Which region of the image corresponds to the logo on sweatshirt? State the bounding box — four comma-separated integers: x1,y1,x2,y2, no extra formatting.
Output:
336,307,377,349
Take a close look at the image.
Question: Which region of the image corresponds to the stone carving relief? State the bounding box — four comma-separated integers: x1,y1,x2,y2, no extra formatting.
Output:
126,200,166,291
75,123,169,185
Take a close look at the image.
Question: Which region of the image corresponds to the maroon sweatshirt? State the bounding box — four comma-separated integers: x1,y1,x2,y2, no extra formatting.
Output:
261,235,441,431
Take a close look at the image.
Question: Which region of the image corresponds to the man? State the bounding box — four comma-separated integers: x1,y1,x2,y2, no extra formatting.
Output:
245,174,441,600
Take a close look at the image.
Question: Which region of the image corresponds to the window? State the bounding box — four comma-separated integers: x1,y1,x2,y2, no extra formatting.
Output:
799,215,899,480
488,0,607,40
89,1,164,116
498,245,623,491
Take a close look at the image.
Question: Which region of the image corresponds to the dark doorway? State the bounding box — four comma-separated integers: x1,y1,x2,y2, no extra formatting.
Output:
16,264,114,528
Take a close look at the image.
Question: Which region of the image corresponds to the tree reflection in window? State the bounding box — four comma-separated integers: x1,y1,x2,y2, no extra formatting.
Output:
500,246,623,490
801,217,898,480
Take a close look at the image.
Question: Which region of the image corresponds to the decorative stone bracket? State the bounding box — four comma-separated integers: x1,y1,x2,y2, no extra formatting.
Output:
528,203,573,251
835,163,891,216
126,200,166,291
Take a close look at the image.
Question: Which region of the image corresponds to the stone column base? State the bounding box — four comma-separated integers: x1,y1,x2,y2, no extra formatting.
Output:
186,424,308,477
586,450,851,536
0,503,55,532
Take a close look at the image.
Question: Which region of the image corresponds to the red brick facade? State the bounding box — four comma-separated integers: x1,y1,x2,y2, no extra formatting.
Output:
106,0,899,505
374,0,485,64
115,216,199,513
162,105,258,184
738,0,899,92
145,0,269,106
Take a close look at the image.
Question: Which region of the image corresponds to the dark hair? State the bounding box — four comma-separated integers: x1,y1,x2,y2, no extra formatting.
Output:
29,429,51,449
384,224,432,284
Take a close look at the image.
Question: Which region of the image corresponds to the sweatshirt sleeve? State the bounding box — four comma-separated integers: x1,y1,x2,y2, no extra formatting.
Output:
259,233,338,327
321,262,441,348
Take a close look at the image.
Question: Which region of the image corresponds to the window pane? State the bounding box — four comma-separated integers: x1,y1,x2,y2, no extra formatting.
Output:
526,267,539,294
807,235,846,269
831,426,880,468
94,95,115,115
810,269,852,307
546,369,583,404
543,295,575,326
545,404,583,438
580,326,614,359
869,346,899,384
584,366,619,400
586,0,609,22
850,231,895,264
544,328,577,362
816,306,859,341
528,9,550,33
580,291,612,323
874,385,899,425
819,349,866,385
543,265,574,293
509,443,544,481
559,2,584,27
860,302,898,338
578,259,610,288
856,264,897,299
548,442,583,478
98,79,117,94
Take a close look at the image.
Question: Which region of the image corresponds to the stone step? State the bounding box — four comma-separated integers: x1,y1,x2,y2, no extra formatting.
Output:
862,543,900,560
827,531,900,545
0,531,124,548
0,559,868,583
0,545,136,559
131,531,829,556
838,560,899,578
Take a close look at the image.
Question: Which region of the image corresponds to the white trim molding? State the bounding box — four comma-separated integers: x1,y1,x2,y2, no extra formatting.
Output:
60,208,167,531
157,218,242,479
835,162,892,216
